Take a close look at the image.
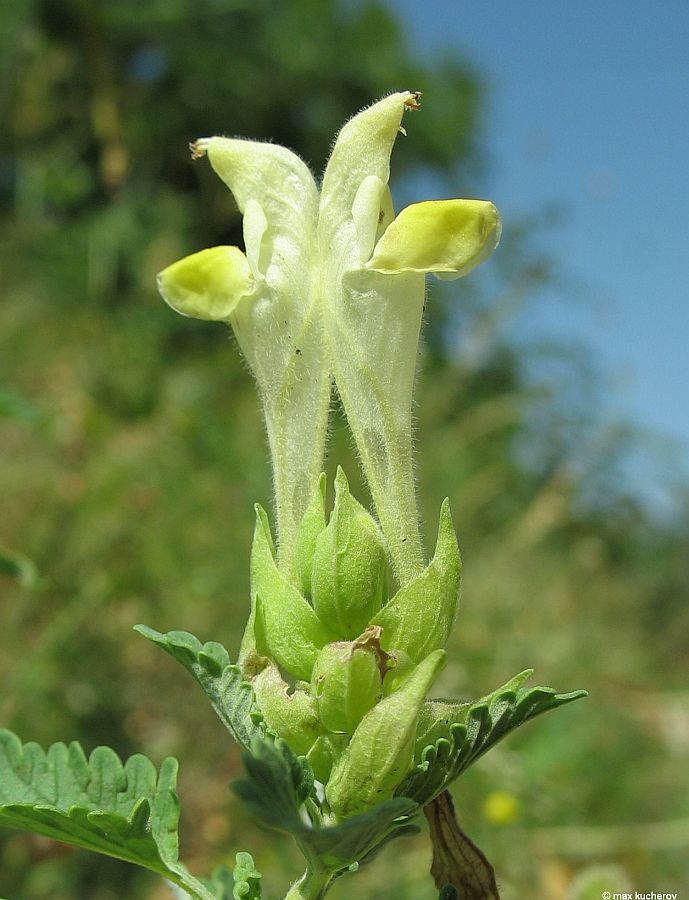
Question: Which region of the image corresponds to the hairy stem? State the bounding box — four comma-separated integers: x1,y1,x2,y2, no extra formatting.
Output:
284,866,333,900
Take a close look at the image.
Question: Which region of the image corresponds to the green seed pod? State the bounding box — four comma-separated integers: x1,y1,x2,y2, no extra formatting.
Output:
370,499,460,662
295,473,327,599
311,467,387,639
326,648,446,819
253,663,322,755
311,631,384,734
249,504,336,681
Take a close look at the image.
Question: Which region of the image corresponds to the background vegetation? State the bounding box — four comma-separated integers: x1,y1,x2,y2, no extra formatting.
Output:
1,1,687,897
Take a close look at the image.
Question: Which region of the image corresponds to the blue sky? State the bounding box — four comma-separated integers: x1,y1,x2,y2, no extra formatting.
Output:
380,0,689,508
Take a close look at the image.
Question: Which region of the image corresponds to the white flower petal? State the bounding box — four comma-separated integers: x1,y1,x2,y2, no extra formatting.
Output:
199,137,318,294
319,91,414,266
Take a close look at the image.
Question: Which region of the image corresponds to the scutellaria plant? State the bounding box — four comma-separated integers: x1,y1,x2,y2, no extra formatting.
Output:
0,92,585,900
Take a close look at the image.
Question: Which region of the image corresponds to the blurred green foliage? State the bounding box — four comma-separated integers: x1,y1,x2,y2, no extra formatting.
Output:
1,1,688,898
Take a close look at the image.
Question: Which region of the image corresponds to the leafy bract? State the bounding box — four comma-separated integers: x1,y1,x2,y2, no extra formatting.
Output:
233,736,419,875
398,671,587,805
0,729,214,900
135,626,262,750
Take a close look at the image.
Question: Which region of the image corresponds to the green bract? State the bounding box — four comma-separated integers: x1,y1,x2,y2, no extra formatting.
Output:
311,632,384,734
295,472,327,599
249,504,336,681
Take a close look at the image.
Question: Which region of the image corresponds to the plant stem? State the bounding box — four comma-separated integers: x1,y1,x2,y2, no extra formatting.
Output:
284,866,333,900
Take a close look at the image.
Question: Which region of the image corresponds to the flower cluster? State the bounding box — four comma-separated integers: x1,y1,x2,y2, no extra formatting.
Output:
158,91,501,819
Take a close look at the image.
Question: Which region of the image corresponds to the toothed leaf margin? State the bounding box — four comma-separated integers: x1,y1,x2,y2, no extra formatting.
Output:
135,625,263,750
398,673,587,804
0,729,215,900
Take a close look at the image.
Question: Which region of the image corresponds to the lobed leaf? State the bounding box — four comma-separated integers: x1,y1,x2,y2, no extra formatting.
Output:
233,736,419,875
397,672,587,805
135,625,263,750
0,729,214,900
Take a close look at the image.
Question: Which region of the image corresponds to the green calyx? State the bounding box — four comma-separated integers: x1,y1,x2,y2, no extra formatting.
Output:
250,504,337,681
382,648,415,695
305,733,348,785
325,648,446,819
311,467,387,638
295,472,327,598
253,662,322,756
245,475,462,751
311,629,385,735
370,499,461,662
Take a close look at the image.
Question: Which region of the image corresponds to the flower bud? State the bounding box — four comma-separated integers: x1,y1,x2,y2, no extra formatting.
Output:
253,663,321,755
250,504,336,680
311,467,387,639
311,630,384,734
326,648,446,819
295,473,327,599
370,499,460,662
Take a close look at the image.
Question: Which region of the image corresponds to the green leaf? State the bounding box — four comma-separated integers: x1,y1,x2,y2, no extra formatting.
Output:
0,729,214,900
397,672,587,805
233,736,419,874
201,857,261,900
201,864,234,900
232,737,314,835
135,626,263,750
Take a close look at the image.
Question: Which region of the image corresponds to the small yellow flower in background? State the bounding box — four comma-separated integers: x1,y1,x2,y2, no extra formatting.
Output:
483,789,521,826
